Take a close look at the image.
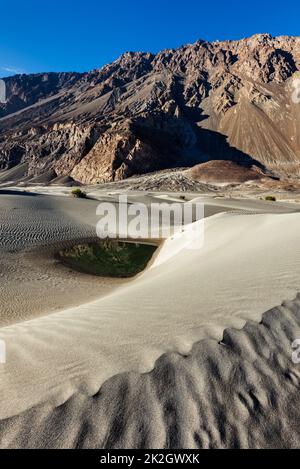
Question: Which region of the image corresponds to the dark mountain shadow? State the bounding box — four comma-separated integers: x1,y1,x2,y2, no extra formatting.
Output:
150,75,267,170
183,107,209,124
193,127,267,170
0,189,38,197
133,113,267,172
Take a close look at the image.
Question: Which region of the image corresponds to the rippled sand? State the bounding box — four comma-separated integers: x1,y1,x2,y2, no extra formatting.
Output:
0,189,300,448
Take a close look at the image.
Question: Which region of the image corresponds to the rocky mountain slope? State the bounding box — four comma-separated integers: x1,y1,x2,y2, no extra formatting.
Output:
1,33,300,184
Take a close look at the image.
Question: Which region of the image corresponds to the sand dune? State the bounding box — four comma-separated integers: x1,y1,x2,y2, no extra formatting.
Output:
0,191,300,448
0,192,124,325
1,296,300,449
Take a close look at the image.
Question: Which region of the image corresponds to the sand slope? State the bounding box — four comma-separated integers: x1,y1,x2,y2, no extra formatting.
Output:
1,296,300,449
0,192,300,448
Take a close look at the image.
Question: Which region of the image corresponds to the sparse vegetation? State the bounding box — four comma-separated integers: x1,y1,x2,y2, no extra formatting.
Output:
265,195,276,202
58,240,157,278
71,188,87,199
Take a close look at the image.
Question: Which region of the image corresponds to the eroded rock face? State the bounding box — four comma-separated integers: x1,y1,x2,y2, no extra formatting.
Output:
0,72,82,118
1,34,300,184
71,117,189,183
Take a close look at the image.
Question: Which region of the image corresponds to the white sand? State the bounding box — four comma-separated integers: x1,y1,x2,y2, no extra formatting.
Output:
0,191,300,447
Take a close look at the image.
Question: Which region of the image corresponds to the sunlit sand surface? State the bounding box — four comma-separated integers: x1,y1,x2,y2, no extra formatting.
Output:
1,189,300,448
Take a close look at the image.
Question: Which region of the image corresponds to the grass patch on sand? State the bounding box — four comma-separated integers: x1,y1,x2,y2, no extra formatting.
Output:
58,240,157,278
71,188,87,199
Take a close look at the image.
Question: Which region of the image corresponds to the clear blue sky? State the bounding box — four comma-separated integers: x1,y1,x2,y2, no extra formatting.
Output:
0,0,299,77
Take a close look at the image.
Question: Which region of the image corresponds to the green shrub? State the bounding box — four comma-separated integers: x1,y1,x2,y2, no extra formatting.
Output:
71,188,87,199
265,195,276,202
58,240,157,278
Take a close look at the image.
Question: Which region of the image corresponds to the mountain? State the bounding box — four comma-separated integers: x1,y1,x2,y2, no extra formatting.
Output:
1,33,300,185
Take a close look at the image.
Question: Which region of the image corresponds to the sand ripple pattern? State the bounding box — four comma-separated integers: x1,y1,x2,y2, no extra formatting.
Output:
0,193,98,251
0,297,300,449
1,192,300,448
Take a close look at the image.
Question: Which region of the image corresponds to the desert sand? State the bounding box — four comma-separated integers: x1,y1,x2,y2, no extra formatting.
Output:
0,189,300,448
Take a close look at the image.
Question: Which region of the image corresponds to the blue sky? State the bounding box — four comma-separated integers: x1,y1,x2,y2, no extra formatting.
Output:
0,0,299,77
